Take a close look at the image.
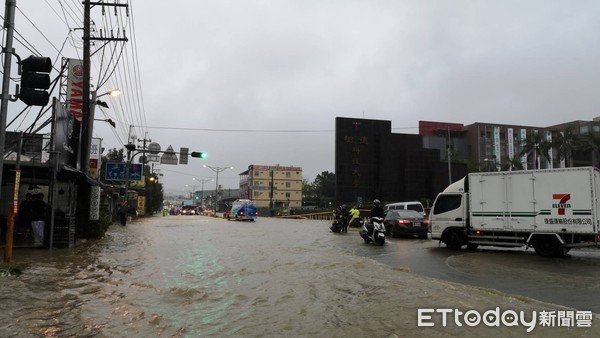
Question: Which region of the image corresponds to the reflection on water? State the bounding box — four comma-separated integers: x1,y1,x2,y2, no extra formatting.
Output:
1,217,597,337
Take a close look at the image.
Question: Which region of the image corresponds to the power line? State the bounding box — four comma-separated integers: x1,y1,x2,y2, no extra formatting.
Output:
138,125,336,133
136,125,423,133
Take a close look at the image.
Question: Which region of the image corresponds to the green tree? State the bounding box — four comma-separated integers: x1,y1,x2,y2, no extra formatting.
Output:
505,155,525,171
520,132,551,169
314,171,335,198
551,126,578,168
144,169,164,214
579,132,600,167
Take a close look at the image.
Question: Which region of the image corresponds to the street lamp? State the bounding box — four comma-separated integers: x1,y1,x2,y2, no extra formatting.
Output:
93,118,116,128
203,165,233,215
193,177,213,208
96,88,121,99
83,88,121,171
185,184,198,200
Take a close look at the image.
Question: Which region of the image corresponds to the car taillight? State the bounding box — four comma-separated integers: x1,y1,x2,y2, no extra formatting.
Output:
397,220,410,225
240,211,245,216
423,220,430,226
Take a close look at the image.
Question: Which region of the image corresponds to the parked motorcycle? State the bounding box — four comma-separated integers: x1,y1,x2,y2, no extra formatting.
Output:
360,217,385,245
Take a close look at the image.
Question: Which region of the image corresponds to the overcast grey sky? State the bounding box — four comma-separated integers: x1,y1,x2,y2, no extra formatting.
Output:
8,0,600,194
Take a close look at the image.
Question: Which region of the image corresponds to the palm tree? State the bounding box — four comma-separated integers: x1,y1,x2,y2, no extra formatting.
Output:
579,132,600,167
506,155,525,171
551,126,578,168
520,131,551,169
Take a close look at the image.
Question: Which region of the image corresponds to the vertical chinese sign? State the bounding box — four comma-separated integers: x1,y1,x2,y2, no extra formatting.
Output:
345,122,368,207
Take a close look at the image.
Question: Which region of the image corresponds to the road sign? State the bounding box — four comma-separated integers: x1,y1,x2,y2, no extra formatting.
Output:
180,147,189,165
148,142,161,154
105,163,143,181
160,145,178,165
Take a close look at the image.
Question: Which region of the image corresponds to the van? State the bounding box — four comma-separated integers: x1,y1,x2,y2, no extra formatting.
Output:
383,201,425,215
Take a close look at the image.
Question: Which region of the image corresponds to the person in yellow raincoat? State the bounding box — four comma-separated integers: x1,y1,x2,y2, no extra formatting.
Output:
348,206,361,228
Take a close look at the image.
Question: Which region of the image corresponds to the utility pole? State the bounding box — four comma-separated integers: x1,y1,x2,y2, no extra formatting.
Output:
78,0,128,230
0,0,17,190
138,135,151,168
80,0,128,174
81,0,91,173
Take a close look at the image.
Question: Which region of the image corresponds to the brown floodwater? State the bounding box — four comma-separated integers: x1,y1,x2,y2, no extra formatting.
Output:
1,216,597,337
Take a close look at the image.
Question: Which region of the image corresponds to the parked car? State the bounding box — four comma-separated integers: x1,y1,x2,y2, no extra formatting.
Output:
383,209,429,239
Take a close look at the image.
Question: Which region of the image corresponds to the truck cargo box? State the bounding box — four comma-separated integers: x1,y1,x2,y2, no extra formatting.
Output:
469,167,599,234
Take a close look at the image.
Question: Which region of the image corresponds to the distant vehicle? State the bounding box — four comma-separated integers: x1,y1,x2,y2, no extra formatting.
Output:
227,199,258,221
383,209,429,239
181,205,197,216
383,201,425,215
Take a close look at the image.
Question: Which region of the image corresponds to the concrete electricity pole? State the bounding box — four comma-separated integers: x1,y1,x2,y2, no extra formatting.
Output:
0,0,17,190
78,1,128,230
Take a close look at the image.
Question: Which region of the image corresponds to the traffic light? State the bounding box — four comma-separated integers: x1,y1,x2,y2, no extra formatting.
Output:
18,55,52,106
190,152,208,159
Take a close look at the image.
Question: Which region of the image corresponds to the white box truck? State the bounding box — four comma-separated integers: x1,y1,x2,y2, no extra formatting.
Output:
429,167,600,257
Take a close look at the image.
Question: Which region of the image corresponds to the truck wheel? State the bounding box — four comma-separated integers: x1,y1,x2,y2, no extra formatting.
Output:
444,230,463,250
533,237,563,258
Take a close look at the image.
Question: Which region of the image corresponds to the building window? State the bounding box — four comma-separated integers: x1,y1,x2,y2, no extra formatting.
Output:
594,125,600,133
286,172,291,178
286,192,290,198
286,182,291,188
580,125,589,134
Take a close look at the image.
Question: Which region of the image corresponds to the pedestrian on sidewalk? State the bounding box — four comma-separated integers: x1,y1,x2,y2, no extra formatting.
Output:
30,193,48,246
118,201,128,226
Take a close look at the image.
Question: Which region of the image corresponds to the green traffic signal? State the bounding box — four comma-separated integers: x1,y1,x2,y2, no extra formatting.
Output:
191,152,207,159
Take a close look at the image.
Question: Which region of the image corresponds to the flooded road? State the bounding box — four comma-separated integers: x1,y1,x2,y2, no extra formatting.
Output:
1,216,598,337
349,236,600,314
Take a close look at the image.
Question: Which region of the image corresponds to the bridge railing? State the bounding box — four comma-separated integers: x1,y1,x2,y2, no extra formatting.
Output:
276,211,334,221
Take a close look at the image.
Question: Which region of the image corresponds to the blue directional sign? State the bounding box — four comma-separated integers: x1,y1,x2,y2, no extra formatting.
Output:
105,163,143,181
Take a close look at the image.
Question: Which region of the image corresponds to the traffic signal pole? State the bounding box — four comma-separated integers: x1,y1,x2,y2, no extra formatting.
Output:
0,0,17,190
1,0,17,262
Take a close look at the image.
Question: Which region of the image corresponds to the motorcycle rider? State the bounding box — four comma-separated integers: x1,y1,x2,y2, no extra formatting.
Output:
348,206,360,227
367,199,385,236
332,203,350,232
